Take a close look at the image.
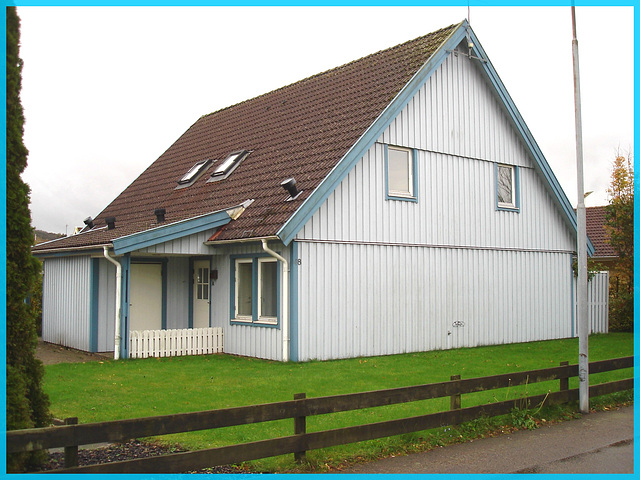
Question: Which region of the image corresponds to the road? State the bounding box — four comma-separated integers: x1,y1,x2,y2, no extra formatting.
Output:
341,405,634,474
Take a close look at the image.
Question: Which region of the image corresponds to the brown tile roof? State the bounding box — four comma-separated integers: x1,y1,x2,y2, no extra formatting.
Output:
585,206,617,258
33,23,461,253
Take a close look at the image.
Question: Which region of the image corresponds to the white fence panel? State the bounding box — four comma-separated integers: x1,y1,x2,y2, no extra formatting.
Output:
129,328,224,359
574,271,609,334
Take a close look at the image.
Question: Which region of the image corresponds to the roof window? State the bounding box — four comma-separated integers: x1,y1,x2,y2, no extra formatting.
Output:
208,150,250,182
176,159,212,188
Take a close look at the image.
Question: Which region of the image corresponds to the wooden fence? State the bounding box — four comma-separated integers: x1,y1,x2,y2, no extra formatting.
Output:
7,356,633,473
129,327,223,359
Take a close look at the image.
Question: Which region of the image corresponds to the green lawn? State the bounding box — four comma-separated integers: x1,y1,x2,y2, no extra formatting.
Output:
44,333,633,472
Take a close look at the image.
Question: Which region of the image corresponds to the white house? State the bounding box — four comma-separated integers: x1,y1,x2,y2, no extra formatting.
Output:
33,20,600,361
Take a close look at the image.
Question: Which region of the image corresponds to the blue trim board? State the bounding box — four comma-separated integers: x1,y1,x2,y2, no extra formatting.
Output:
188,258,195,328
277,21,467,246
89,258,100,352
120,254,131,359
113,209,232,255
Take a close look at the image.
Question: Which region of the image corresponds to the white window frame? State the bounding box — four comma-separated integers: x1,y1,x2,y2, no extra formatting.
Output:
257,258,278,323
234,258,254,322
496,163,518,210
232,256,279,326
386,145,417,201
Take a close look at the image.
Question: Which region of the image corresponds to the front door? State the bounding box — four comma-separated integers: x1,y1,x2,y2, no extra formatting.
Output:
129,263,163,331
193,260,211,328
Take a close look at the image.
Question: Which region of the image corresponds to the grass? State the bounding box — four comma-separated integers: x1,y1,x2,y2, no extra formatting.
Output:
43,333,633,472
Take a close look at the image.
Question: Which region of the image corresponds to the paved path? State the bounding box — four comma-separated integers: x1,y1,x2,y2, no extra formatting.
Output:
342,405,634,474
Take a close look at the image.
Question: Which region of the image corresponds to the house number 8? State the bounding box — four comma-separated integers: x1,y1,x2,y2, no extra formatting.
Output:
297,259,302,265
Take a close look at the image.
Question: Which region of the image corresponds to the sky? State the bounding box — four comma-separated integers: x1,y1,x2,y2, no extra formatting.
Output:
17,5,634,235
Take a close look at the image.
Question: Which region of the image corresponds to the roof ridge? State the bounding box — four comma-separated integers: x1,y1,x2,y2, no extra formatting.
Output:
199,22,462,121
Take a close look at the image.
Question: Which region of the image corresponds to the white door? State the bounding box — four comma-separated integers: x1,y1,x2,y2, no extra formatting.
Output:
193,260,210,328
129,263,163,331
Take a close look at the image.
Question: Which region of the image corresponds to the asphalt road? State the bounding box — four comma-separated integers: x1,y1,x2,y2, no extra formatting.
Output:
342,405,634,474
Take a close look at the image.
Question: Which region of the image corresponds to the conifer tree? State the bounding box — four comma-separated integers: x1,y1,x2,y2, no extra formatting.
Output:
6,6,51,471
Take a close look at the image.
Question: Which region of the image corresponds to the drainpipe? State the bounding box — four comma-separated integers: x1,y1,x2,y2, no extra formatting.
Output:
103,246,122,360
261,239,290,362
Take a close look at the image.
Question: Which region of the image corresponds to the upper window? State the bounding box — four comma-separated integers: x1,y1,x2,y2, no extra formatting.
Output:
496,163,519,211
208,150,250,182
386,145,417,202
176,159,212,188
232,256,279,325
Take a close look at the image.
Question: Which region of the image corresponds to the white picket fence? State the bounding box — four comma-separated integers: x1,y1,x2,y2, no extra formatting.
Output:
129,327,224,359
574,271,610,334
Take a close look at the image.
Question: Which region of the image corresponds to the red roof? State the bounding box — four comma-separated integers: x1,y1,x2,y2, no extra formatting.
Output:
585,206,617,258
32,23,462,252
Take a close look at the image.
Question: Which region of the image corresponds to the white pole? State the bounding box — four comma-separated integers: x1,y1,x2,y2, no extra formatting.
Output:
571,5,589,414
261,240,290,362
103,246,122,360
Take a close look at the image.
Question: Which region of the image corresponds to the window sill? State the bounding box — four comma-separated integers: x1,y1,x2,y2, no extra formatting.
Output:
386,194,418,203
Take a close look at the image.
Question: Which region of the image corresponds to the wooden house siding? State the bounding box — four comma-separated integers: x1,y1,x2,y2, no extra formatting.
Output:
210,243,290,361
136,229,217,255
96,258,116,352
295,241,572,361
42,256,92,351
292,46,577,361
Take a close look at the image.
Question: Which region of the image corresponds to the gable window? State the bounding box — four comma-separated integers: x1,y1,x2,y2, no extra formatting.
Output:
208,150,250,182
231,255,279,325
386,145,417,202
176,159,212,188
496,163,519,211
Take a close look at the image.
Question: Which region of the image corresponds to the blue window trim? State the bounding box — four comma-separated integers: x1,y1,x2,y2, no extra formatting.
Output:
495,163,520,213
385,144,418,203
229,253,280,328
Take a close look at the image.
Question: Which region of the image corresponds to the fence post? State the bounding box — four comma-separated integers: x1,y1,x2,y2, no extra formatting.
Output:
450,375,461,411
559,361,569,393
63,417,78,468
293,393,306,463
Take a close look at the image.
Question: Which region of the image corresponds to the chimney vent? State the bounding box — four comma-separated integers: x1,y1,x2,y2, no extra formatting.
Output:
281,177,301,200
105,216,116,230
154,208,166,223
83,216,94,229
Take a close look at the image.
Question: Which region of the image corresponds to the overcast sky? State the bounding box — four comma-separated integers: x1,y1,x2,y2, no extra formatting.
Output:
18,5,634,235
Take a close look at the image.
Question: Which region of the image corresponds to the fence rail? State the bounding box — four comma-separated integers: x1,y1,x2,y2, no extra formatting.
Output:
129,327,223,359
8,356,633,473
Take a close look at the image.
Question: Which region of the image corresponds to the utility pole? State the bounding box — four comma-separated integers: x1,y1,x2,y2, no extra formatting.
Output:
571,5,589,414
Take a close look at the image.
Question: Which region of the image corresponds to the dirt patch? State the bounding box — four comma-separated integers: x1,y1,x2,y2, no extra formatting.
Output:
36,339,113,365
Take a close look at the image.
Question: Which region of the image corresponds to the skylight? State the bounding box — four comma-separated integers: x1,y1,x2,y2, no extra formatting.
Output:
208,150,250,182
177,159,212,186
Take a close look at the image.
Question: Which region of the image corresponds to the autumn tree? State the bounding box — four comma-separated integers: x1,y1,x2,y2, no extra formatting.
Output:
605,153,634,331
6,6,51,471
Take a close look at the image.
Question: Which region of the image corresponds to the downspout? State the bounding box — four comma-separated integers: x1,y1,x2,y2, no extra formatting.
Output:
103,246,122,360
261,240,290,362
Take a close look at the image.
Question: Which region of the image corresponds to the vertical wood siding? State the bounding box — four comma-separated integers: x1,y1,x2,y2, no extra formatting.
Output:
96,258,116,352
138,230,217,255
296,241,573,361
165,257,190,329
42,256,92,351
210,243,289,361
292,48,579,361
